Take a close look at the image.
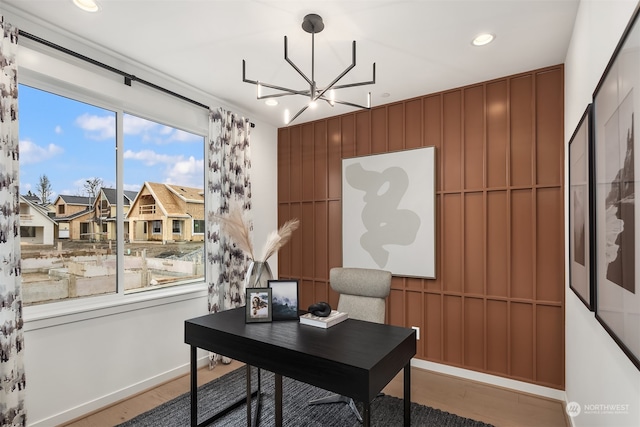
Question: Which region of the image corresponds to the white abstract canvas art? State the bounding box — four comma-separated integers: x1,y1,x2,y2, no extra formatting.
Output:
342,147,436,278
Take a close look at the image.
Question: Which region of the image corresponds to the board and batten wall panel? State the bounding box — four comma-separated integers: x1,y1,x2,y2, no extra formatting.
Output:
277,65,564,389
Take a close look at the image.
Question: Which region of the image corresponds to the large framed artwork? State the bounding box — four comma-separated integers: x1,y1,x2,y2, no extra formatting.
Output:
342,146,436,278
569,104,595,311
592,4,640,370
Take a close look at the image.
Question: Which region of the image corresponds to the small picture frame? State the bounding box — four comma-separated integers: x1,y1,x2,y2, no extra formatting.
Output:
268,279,299,320
245,288,272,323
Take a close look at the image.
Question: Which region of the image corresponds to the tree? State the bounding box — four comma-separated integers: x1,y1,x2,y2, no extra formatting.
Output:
37,174,53,204
84,177,104,241
83,177,103,200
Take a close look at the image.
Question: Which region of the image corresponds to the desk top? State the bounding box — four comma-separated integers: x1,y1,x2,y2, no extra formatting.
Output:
185,307,416,401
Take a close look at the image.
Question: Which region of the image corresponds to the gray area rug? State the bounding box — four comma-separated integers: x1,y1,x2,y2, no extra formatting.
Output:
117,367,494,426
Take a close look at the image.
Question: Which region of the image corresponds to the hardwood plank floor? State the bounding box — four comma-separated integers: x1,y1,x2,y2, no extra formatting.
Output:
61,362,569,426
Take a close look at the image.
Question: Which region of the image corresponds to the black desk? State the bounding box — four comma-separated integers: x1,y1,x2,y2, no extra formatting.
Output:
185,307,416,427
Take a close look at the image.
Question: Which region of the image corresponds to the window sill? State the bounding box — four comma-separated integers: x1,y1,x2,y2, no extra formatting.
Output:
23,281,208,332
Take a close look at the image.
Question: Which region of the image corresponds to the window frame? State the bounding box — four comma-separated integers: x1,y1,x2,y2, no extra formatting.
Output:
193,219,205,235
18,44,210,317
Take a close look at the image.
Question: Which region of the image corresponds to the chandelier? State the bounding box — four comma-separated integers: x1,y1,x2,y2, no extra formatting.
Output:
242,13,376,125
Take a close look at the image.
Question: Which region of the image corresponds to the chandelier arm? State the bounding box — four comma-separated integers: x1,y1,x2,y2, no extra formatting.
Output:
329,63,376,90
288,104,311,125
258,91,311,100
313,40,357,101
243,60,312,97
254,82,311,97
326,98,372,109
284,35,314,87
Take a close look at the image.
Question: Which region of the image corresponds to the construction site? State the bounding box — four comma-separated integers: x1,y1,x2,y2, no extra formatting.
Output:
20,240,204,305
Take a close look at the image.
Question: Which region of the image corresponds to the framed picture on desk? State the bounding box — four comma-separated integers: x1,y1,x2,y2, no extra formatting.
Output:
268,279,299,320
246,288,272,323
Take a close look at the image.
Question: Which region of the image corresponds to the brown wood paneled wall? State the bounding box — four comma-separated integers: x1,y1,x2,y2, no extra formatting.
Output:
277,65,564,389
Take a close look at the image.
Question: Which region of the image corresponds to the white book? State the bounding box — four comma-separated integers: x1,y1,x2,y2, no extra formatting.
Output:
299,310,348,329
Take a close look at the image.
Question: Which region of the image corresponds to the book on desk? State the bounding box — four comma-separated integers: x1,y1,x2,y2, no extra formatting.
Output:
299,310,348,328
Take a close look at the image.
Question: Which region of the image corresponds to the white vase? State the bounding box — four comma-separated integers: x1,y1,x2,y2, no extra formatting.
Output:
244,261,273,288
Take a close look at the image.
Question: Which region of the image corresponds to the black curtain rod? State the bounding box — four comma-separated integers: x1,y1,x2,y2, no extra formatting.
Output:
18,30,255,127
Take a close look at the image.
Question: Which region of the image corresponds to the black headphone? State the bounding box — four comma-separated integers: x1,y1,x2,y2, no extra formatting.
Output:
308,301,332,317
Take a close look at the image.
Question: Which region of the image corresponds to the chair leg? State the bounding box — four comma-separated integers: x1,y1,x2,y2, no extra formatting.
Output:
309,394,363,423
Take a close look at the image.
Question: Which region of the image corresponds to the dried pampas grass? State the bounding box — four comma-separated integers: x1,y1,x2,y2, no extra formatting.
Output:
259,218,300,262
212,204,255,260
212,203,299,262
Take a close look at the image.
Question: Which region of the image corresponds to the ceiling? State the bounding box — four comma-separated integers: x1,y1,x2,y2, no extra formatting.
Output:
2,0,580,127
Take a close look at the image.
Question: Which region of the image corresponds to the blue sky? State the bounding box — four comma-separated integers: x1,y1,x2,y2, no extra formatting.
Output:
18,84,204,202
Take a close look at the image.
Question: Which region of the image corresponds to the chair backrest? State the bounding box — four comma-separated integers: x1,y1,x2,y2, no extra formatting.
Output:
329,267,392,324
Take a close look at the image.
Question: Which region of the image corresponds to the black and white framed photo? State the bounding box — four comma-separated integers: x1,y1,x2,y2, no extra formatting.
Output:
268,279,299,320
245,288,272,323
569,104,595,311
592,5,640,370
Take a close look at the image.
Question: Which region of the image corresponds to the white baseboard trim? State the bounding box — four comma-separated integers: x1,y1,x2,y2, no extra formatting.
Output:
28,356,210,427
411,359,567,402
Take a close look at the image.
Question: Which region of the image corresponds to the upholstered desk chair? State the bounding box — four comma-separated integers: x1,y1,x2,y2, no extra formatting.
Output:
309,267,392,422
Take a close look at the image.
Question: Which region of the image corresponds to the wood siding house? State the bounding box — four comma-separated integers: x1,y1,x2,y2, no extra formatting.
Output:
126,182,205,243
53,195,93,240
93,188,138,241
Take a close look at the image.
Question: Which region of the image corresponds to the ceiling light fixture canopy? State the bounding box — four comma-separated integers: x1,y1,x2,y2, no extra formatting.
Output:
243,13,376,125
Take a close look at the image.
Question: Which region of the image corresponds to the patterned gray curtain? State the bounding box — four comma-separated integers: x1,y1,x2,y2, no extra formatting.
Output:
0,16,27,427
205,107,252,314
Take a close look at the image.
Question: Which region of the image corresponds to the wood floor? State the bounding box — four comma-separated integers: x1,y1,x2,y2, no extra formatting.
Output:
61,361,569,427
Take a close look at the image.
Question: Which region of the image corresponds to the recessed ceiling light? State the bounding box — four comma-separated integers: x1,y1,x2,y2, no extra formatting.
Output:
72,0,100,12
265,99,278,106
381,93,390,98
472,33,495,46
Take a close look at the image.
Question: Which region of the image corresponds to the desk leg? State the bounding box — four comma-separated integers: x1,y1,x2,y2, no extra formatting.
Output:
275,373,282,427
363,401,370,427
246,365,252,427
404,362,411,426
190,346,197,427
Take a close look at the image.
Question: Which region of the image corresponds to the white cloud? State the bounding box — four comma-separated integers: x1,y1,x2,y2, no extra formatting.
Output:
123,149,179,166
19,139,64,165
123,115,157,135
76,113,115,140
123,114,201,145
55,125,63,134
164,156,204,188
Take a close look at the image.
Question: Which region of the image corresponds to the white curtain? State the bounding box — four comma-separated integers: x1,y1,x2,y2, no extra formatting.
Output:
205,107,252,314
0,16,27,427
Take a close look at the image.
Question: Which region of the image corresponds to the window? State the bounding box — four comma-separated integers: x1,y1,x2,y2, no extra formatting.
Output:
19,82,206,306
193,219,205,234
21,226,36,238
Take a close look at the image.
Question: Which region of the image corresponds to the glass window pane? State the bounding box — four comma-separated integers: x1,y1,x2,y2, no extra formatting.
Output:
18,84,117,305
123,113,205,292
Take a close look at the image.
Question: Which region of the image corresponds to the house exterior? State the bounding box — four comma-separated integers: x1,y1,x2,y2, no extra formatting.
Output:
93,188,138,241
126,182,205,243
19,196,57,245
53,195,94,240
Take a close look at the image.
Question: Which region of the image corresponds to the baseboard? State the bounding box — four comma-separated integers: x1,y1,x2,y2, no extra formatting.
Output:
411,359,567,402
28,356,211,427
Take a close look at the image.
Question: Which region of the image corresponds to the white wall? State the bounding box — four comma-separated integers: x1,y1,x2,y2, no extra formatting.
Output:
5,8,279,426
564,1,640,426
